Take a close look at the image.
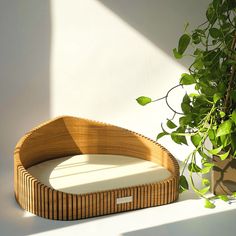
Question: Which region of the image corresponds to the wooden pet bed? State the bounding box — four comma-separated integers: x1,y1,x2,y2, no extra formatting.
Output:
14,116,179,220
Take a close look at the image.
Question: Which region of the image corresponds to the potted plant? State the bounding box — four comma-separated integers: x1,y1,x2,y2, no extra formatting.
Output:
137,0,236,208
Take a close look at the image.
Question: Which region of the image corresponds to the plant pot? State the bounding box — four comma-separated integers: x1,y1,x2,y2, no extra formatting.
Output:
212,155,236,195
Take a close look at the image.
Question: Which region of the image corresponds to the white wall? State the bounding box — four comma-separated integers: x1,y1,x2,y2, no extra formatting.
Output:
0,0,210,179
0,0,51,173
0,1,210,234
50,0,209,159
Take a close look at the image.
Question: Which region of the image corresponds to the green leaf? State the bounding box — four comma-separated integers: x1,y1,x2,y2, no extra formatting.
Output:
202,178,210,186
203,162,215,168
231,109,236,124
220,134,231,148
232,192,236,198
173,48,182,59
231,132,236,152
179,175,189,193
181,94,191,114
228,60,236,65
188,163,201,173
222,0,236,12
201,166,212,174
167,119,177,129
198,186,210,195
191,133,202,147
179,115,192,127
213,93,222,103
219,111,225,118
216,120,233,137
217,195,229,202
156,132,167,140
208,129,216,141
180,73,195,85
198,150,210,160
171,132,187,145
192,32,201,44
136,96,152,106
193,59,204,70
213,0,222,9
206,4,217,24
218,149,230,161
178,34,191,55
195,29,205,35
209,28,221,38
205,199,216,209
201,162,214,174
208,145,223,155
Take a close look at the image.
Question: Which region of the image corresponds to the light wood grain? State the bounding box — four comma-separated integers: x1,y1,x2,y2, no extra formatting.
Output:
14,116,179,220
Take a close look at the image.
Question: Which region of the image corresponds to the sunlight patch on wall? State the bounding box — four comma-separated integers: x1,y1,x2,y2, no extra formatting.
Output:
49,0,188,160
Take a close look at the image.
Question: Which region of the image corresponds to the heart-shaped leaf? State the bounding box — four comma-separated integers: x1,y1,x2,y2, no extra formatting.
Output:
136,96,152,106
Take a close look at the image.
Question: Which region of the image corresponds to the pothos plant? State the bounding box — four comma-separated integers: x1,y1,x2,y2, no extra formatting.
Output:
137,0,236,208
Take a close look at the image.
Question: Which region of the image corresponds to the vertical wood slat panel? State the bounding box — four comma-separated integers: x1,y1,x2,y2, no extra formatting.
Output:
44,187,49,219
100,192,104,215
58,192,63,220
147,185,151,207
103,192,107,215
63,193,67,220
85,194,89,218
37,184,41,217
126,188,131,211
41,186,45,218
72,195,77,220
130,188,133,211
107,192,111,215
31,179,36,214
49,189,56,220
96,193,100,217
117,190,121,212
133,187,137,210
77,195,82,220
92,193,96,217
81,195,86,219
111,191,115,214
67,194,73,220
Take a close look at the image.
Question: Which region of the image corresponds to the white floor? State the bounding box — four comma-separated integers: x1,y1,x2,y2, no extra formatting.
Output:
1,168,236,236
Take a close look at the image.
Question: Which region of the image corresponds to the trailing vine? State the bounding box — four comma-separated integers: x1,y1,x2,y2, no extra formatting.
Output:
137,0,236,208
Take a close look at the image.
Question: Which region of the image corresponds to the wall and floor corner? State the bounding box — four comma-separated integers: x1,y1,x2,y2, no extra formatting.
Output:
0,1,212,235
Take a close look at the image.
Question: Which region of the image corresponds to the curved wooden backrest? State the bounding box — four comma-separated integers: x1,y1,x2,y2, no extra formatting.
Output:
14,116,179,220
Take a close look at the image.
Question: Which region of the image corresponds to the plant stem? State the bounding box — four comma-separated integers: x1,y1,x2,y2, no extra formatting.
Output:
223,32,236,114
152,84,184,115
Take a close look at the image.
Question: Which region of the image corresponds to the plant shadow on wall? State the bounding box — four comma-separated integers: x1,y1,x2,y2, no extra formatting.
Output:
136,0,236,208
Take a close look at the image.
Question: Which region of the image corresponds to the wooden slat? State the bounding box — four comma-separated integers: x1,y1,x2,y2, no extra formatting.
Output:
58,191,63,220
68,194,73,220
72,195,77,220
53,190,58,220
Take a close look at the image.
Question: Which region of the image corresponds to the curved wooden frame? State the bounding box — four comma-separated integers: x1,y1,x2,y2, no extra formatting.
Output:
14,116,179,220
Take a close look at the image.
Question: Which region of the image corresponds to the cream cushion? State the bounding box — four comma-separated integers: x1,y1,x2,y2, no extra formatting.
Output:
27,154,171,194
